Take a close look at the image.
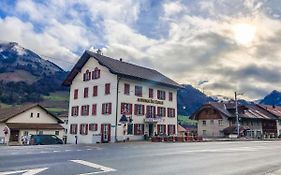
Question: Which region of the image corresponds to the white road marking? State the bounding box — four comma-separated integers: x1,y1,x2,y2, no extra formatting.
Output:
86,149,92,151
0,168,48,175
53,150,61,153
70,160,116,175
65,150,71,152
77,149,82,152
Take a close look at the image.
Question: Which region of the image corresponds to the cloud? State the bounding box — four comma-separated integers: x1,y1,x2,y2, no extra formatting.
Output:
0,0,281,100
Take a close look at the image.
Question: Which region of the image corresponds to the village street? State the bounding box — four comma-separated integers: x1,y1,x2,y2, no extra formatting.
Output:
1,141,281,175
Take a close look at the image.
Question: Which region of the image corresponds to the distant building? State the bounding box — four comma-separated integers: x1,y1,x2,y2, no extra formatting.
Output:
0,104,64,145
63,50,181,144
192,102,278,138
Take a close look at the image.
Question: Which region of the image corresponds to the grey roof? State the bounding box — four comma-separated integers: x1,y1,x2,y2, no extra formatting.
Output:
63,50,181,88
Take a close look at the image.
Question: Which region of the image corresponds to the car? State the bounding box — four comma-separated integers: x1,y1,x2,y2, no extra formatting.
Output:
29,135,63,145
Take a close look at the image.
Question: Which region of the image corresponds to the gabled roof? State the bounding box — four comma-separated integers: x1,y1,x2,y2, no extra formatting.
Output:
257,105,281,119
0,104,63,123
63,50,181,88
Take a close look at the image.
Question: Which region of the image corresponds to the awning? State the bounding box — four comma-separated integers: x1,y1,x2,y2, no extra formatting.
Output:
6,123,64,130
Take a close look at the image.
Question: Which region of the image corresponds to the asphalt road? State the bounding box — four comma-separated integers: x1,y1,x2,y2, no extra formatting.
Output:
1,141,281,175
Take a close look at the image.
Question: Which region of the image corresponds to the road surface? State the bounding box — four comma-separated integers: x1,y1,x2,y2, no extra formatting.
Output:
1,141,281,175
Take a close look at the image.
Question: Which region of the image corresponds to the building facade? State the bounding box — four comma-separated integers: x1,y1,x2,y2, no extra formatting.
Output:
0,104,64,145
193,102,277,138
63,51,180,144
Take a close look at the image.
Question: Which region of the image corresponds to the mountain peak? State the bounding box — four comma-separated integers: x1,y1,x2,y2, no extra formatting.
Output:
260,90,281,106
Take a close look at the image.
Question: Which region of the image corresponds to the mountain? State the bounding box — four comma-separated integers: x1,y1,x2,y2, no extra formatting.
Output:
259,90,281,106
177,84,215,116
0,42,68,105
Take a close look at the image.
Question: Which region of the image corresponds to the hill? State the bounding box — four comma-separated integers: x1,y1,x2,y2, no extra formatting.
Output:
259,90,281,106
0,42,68,105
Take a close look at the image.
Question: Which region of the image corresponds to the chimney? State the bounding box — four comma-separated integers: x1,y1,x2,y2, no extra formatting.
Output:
119,58,123,62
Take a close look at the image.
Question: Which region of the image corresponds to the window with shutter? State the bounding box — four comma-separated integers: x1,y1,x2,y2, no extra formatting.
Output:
80,124,88,135
102,103,112,115
121,103,132,115
157,90,166,100
74,89,78,99
93,86,98,96
84,87,89,98
71,106,79,116
70,124,78,134
135,86,142,97
105,83,110,95
81,105,89,116
134,104,144,116
149,88,153,98
134,124,144,135
169,92,173,101
157,107,166,117
92,104,97,116
92,67,101,79
124,84,130,95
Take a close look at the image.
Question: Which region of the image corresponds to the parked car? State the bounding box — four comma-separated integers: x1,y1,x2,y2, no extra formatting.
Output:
29,135,63,145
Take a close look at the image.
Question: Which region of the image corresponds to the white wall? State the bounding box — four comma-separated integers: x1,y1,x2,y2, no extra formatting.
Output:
6,106,58,124
67,57,117,144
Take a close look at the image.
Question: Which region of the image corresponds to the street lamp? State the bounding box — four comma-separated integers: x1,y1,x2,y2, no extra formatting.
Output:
235,91,244,138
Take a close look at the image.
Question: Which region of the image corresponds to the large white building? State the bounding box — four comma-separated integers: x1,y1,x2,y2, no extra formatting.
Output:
63,50,181,144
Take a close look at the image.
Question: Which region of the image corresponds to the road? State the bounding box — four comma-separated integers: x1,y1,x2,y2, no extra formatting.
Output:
1,141,281,175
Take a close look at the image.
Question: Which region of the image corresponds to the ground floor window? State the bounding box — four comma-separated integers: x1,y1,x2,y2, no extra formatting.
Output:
38,130,43,135
167,125,176,135
80,124,88,135
55,131,59,136
70,124,78,134
134,124,144,135
127,123,133,135
89,123,98,131
157,124,166,135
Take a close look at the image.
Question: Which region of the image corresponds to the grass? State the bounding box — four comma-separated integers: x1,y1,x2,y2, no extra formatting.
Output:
46,107,68,113
43,91,69,101
178,115,197,125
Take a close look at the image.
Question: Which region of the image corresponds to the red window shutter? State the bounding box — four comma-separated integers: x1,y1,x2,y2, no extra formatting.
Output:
92,104,97,115
157,107,160,116
129,104,132,114
109,103,112,114
80,124,82,134
85,124,88,135
157,125,160,134
89,124,92,131
84,88,88,98
95,124,98,131
97,70,100,78
81,106,83,116
83,73,86,81
163,108,166,117
168,125,170,135
163,91,166,100
102,104,105,114
121,103,125,114
124,84,130,94
142,105,145,115
86,105,89,115
134,124,137,135
141,124,144,135
74,89,78,99
93,86,98,96
134,104,137,115
157,90,160,99
108,124,111,142
169,92,173,101
149,88,153,98
71,107,74,116
105,83,110,94
164,125,166,134
101,124,104,142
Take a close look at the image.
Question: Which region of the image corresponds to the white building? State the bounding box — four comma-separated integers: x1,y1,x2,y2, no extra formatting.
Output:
0,104,64,145
63,50,181,144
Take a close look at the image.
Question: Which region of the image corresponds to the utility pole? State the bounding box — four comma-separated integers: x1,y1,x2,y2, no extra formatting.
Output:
235,92,239,138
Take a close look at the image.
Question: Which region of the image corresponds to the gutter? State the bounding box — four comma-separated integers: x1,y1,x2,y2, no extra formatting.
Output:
115,76,121,142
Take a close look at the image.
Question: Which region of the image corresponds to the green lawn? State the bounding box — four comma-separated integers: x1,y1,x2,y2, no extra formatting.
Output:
178,115,197,125
43,91,69,101
46,107,68,113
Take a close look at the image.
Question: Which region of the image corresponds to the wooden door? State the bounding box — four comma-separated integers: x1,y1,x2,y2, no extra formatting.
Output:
10,129,19,142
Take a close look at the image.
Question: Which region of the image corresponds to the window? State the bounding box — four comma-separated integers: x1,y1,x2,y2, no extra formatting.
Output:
89,123,98,131
92,104,97,116
38,130,43,135
70,124,78,134
157,107,166,117
167,108,176,117
135,86,142,97
168,125,176,135
102,103,112,114
93,86,98,96
81,105,90,116
30,113,33,118
83,70,91,81
92,67,100,79
146,106,156,117
121,103,132,115
134,124,144,135
134,104,144,115
157,124,166,135
37,113,40,118
124,84,130,95
71,106,79,116
105,83,110,95
84,87,89,98
80,124,88,135
169,92,173,101
202,120,207,126
24,131,29,136
55,131,59,136
74,89,78,99
203,130,207,136
127,123,133,135
157,90,166,100
149,88,154,98
210,120,214,125
218,120,223,126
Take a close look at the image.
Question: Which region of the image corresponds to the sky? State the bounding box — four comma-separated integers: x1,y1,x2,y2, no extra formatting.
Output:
0,0,281,100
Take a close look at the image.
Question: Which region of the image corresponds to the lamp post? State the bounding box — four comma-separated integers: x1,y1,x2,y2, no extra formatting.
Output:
235,91,244,138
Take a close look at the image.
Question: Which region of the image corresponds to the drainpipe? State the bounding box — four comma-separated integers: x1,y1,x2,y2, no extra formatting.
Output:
115,76,121,142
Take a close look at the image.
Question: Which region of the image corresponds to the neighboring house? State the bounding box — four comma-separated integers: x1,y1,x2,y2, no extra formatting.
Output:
0,104,64,145
177,124,187,137
57,112,68,142
63,50,181,144
192,102,277,138
258,105,281,137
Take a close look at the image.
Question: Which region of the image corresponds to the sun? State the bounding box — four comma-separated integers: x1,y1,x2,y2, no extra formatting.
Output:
232,23,256,46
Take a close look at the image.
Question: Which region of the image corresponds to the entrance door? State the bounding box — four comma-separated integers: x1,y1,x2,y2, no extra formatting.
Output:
101,124,111,143
10,129,19,142
149,124,154,137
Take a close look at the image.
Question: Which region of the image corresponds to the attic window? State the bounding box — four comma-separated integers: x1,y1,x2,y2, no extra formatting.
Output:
92,67,100,79
83,70,91,81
